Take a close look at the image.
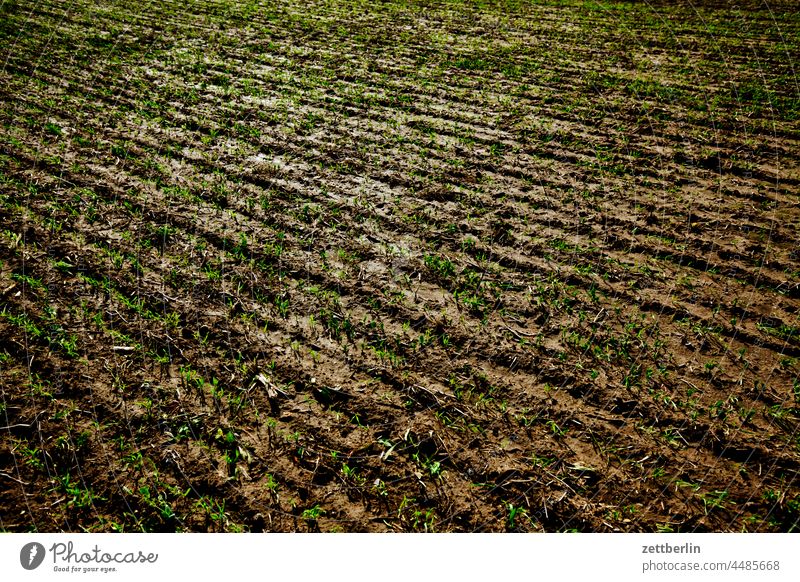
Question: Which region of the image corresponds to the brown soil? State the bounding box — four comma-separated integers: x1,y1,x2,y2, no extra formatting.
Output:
0,0,799,532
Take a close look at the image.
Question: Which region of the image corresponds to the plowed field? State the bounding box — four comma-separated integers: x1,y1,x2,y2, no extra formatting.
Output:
1,0,799,532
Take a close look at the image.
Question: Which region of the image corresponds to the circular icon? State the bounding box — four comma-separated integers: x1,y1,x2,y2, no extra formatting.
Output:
20,542,46,570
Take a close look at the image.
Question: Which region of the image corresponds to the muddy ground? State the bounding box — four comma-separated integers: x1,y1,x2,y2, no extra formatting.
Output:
0,0,799,531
